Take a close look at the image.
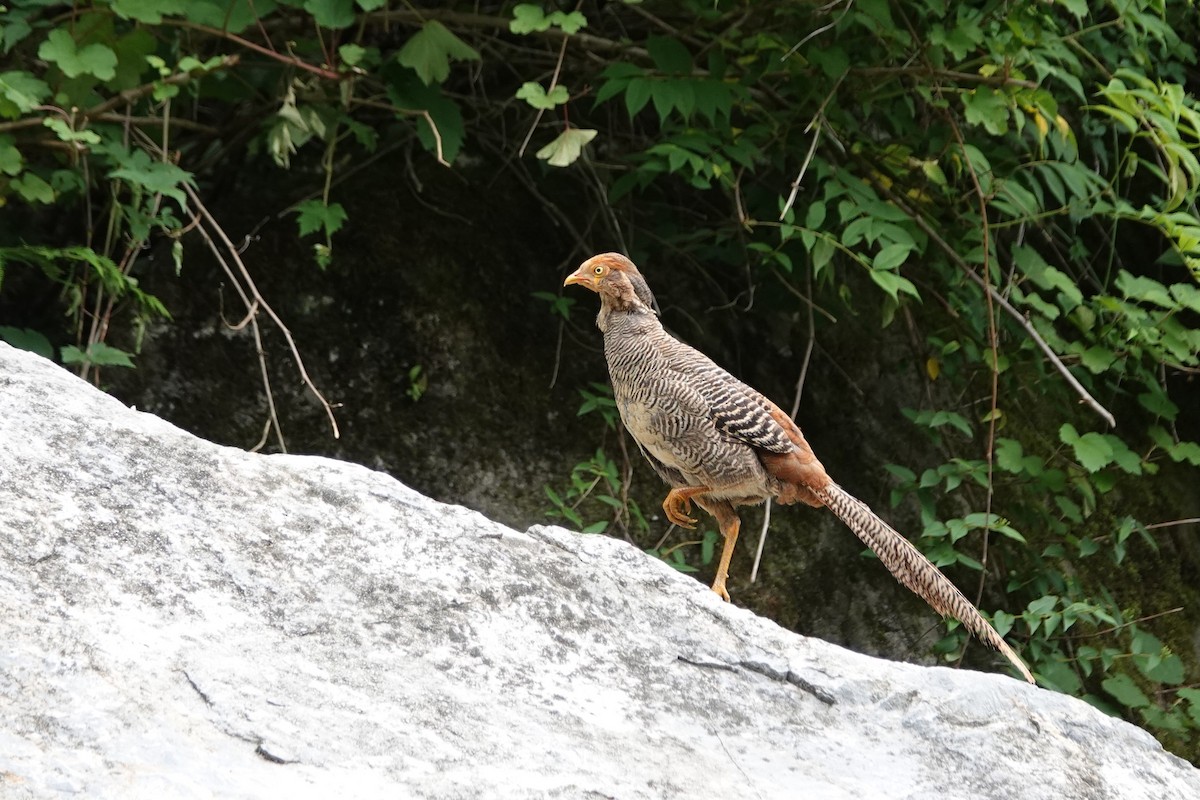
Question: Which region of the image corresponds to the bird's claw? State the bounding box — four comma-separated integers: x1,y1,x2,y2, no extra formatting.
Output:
710,578,731,602
663,491,698,529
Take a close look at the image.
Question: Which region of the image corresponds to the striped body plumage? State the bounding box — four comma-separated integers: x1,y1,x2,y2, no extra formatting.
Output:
565,252,1034,683
601,307,790,503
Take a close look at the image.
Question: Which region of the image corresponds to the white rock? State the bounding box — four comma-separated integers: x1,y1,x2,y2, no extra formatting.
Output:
1,341,1197,799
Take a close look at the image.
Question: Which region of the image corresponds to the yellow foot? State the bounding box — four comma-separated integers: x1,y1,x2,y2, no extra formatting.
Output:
710,577,731,602
663,489,698,528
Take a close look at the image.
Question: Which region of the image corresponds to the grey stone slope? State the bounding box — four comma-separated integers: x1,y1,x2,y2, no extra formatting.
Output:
0,341,1196,799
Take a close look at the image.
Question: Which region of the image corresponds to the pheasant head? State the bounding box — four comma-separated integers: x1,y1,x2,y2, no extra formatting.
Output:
564,252,658,314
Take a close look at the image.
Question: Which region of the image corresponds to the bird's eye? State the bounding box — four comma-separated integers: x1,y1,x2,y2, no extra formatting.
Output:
593,266,604,276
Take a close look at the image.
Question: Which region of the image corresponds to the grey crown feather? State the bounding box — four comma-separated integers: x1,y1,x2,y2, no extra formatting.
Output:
626,269,661,316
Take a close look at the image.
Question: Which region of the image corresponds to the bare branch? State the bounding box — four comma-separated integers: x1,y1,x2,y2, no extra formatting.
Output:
182,183,342,440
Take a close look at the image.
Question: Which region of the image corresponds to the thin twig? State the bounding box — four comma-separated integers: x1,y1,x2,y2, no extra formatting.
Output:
938,94,1002,613
779,121,822,221
779,72,846,220
163,21,343,81
1143,517,1200,530
1058,607,1184,639
769,268,838,323
182,182,341,440
615,429,637,544
781,0,854,61
752,268,817,582
245,301,288,453
518,33,570,158
875,180,1117,427
202,223,287,452
420,110,450,167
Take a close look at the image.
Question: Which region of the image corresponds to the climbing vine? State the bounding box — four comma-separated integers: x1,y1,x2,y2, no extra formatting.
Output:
1,0,1198,760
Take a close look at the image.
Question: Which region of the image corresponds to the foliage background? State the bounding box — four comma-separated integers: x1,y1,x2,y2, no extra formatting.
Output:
1,0,1198,761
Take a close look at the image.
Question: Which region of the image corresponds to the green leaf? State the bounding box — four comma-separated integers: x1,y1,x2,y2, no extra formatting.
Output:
0,136,22,176
1026,594,1058,617
110,0,187,24
1060,423,1114,472
1137,384,1178,419
1013,245,1083,309
1103,434,1142,475
1167,440,1200,466
535,128,597,167
1058,0,1088,18
1114,270,1174,308
304,0,355,29
1,12,33,55
43,118,101,145
12,172,53,203
929,18,984,61
1169,283,1200,314
872,242,911,272
516,81,570,110
294,199,347,238
1178,689,1200,726
1101,673,1151,709
188,1,280,33
0,71,51,118
1142,653,1185,685
624,78,652,117
0,326,53,359
339,44,366,67
868,269,919,302
397,21,480,85
1079,345,1116,373
994,438,1026,473
549,11,587,35
108,149,193,208
61,342,135,368
962,86,1010,136
1037,659,1083,694
647,36,692,74
510,4,550,34
692,79,733,122
37,29,118,81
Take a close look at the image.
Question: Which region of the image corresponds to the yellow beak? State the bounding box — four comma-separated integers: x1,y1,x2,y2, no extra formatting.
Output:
563,268,595,290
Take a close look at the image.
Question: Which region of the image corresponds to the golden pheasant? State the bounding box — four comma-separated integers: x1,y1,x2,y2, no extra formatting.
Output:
564,252,1034,683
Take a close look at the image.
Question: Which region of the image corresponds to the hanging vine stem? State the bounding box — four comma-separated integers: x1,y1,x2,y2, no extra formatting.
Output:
517,31,570,158
751,266,817,583
185,211,286,453
779,71,846,221
937,89,1003,665
182,181,342,442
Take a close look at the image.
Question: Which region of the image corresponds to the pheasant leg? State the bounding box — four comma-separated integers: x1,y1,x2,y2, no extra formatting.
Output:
695,498,742,603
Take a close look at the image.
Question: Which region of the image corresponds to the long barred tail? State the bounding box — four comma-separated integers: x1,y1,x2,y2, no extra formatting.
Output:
816,483,1035,684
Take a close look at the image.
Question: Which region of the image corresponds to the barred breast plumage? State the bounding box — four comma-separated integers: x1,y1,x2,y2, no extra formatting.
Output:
564,252,1034,684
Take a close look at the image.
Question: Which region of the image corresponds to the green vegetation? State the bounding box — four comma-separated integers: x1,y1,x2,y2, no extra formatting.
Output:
1,0,1197,760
